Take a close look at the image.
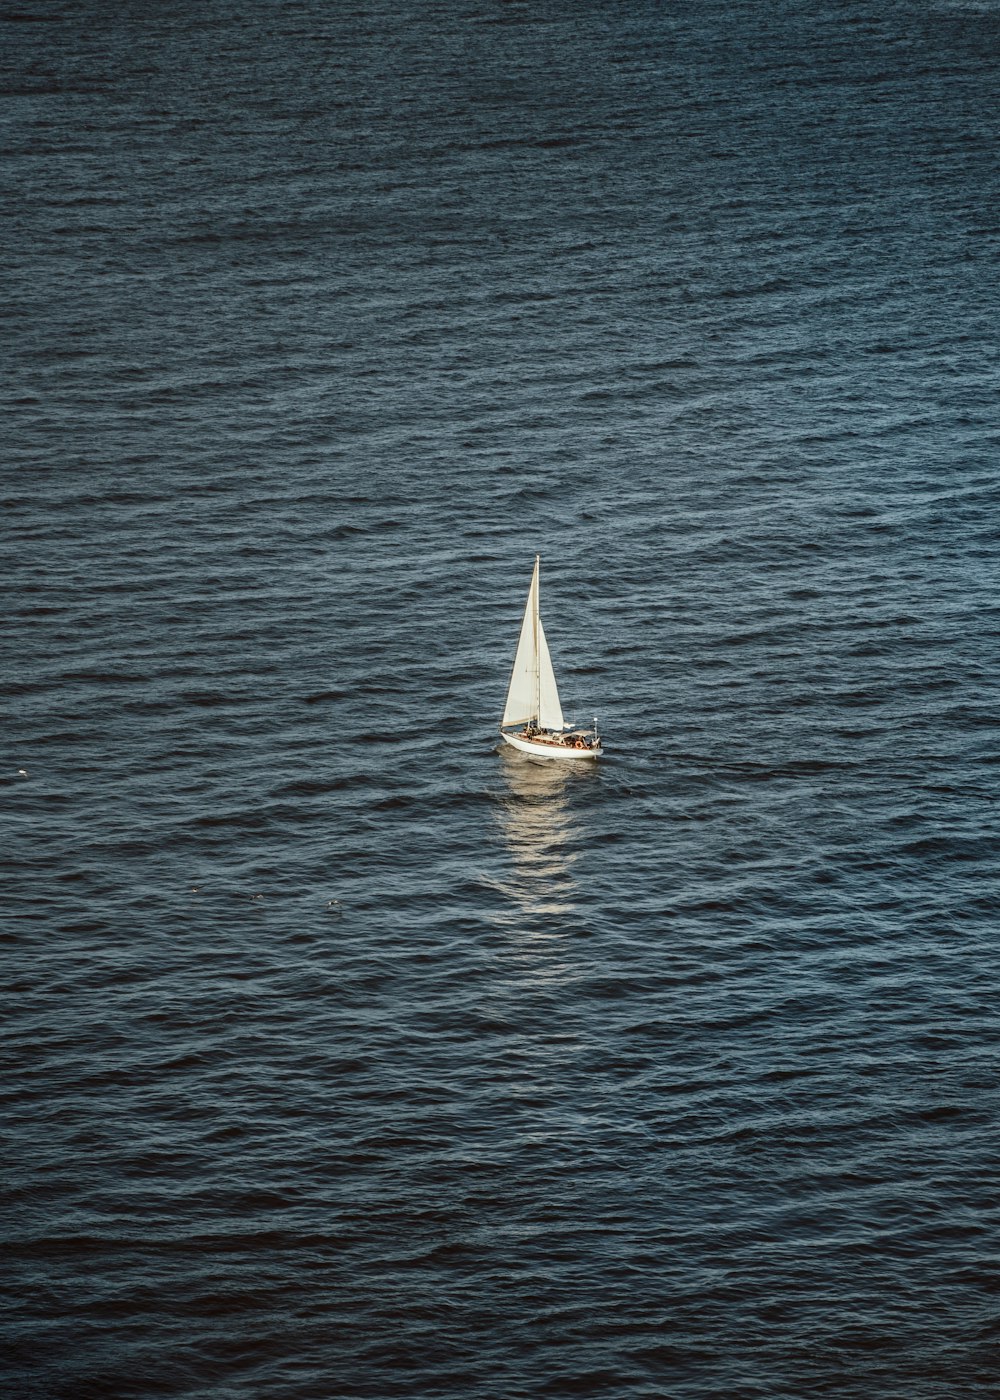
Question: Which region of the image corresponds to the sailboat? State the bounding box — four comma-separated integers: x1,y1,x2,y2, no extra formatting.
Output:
499,556,602,761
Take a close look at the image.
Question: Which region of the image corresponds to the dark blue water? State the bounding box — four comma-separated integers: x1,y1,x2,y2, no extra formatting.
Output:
4,2,1000,1395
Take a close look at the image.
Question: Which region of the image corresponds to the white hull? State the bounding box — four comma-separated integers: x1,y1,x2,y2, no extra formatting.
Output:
500,729,602,761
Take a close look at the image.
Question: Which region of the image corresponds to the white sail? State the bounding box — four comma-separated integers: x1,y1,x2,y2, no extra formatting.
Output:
536,619,564,730
502,557,565,730
502,567,538,726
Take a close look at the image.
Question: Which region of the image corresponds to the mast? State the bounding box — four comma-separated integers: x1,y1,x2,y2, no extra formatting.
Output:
533,554,540,727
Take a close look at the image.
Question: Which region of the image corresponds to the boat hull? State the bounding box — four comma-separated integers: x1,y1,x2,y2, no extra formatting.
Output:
500,729,602,761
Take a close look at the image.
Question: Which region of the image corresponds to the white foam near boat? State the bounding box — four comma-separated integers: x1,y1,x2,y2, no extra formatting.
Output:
499,555,602,761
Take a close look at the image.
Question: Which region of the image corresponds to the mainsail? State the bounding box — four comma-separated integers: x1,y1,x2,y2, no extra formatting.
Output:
502,556,565,730
535,619,564,730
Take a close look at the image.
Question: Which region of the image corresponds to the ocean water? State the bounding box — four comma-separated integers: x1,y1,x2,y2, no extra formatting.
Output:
4,2,1000,1396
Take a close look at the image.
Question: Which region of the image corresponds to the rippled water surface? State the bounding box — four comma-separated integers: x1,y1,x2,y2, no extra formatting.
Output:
4,2,1000,1396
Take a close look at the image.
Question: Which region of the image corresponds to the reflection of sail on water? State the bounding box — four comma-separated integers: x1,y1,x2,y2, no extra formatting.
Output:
492,749,583,923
